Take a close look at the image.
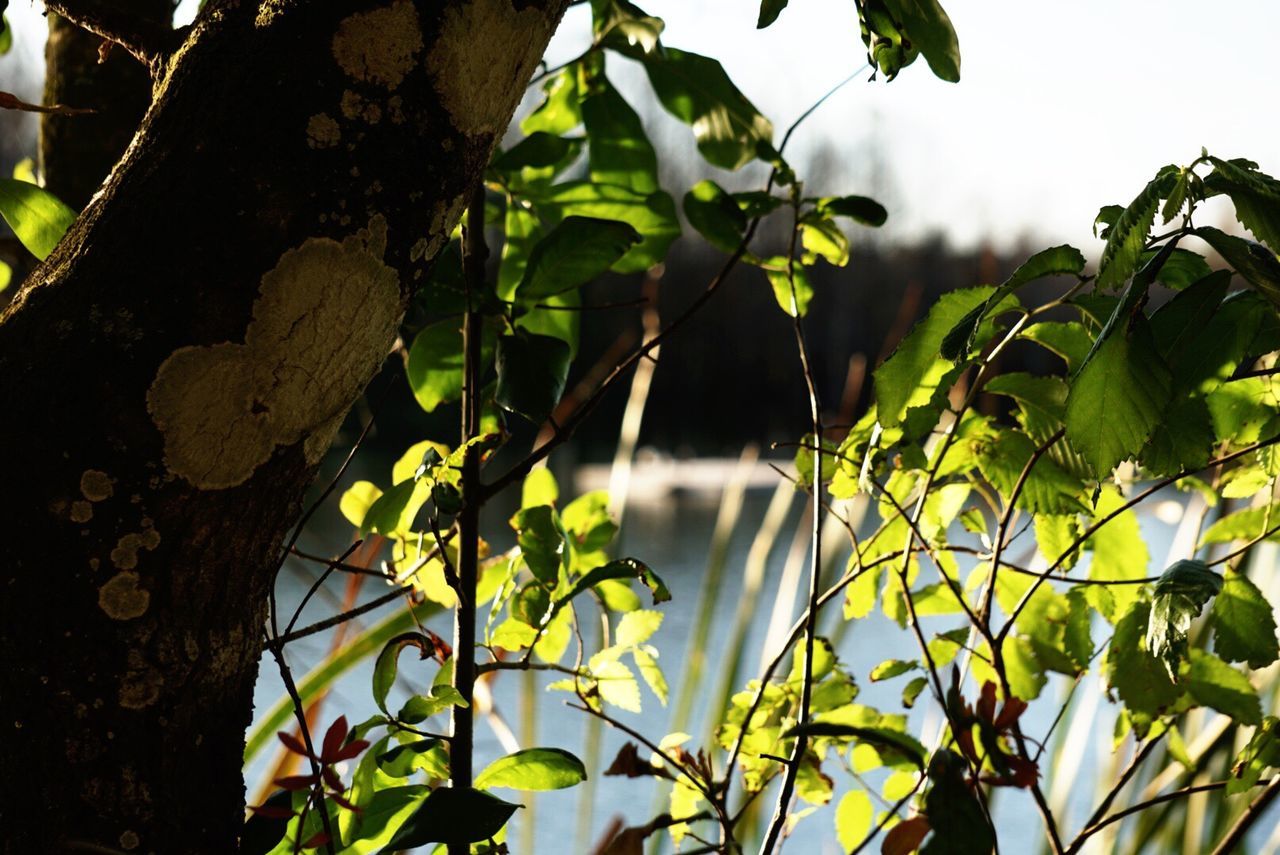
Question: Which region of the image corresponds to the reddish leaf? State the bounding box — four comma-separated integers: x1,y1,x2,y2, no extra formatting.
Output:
320,715,349,763
954,728,980,766
248,804,296,820
882,815,930,855
426,629,453,662
975,681,998,725
1008,755,1040,789
301,831,331,849
277,730,311,758
994,697,1029,731
322,766,344,793
330,738,370,763
273,774,318,791
329,792,361,812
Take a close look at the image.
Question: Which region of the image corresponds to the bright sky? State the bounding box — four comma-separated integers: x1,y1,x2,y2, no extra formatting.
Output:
5,1,1279,252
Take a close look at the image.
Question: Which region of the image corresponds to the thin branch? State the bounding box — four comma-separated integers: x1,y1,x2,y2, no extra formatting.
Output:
276,586,413,646
1209,775,1280,855
43,0,179,67
0,91,94,116
1068,778,1274,851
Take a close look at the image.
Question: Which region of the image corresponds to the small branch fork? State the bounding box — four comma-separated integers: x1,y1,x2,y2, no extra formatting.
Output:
43,0,182,68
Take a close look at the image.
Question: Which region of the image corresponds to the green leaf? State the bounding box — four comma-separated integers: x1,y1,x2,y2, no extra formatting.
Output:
360,479,430,536
561,489,618,551
632,645,668,704
521,467,558,509
1064,319,1172,477
616,609,663,647
517,215,641,299
522,67,581,136
834,789,872,851
475,747,587,791
1020,321,1092,373
0,259,10,293
784,723,926,770
757,0,788,28
875,286,999,427
902,676,929,709
1207,156,1280,251
1228,716,1280,795
581,79,660,194
406,321,464,413
1212,567,1280,669
799,212,849,266
1185,649,1262,725
1106,601,1180,717
942,245,1084,360
1193,226,1280,309
643,47,774,170
1147,560,1223,680
1064,588,1095,670
379,786,520,850
0,178,76,260
512,505,566,586
760,256,814,317
372,633,437,718
590,656,643,712
870,659,918,682
683,179,747,253
525,181,679,274
1086,488,1149,619
495,332,571,423
1096,166,1178,290
398,685,467,724
883,0,961,82
555,557,670,616
815,195,888,227
973,429,1085,515
492,132,581,173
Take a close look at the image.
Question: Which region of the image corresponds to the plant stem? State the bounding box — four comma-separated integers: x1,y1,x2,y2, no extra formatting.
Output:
448,184,487,855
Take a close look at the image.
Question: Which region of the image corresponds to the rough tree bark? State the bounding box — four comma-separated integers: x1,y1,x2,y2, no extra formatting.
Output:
0,1,568,851
41,0,171,208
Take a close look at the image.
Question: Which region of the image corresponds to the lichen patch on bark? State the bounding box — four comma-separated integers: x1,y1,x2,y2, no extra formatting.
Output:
98,572,151,620
428,0,553,136
146,220,402,488
70,500,93,523
306,113,341,148
80,469,114,501
332,0,423,90
109,526,161,570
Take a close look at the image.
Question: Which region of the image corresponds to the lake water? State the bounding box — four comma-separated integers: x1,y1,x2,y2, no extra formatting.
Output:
249,465,1259,854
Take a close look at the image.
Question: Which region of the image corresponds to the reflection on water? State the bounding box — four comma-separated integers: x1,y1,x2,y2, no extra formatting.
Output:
252,472,1192,853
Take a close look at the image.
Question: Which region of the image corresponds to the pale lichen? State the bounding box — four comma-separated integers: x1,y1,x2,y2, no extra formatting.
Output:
428,0,553,136
306,113,341,149
332,0,423,90
80,469,113,502
146,220,402,488
98,572,150,621
70,501,93,523
109,522,160,570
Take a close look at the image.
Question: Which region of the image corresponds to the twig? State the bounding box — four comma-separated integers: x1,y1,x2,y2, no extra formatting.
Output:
0,91,95,116
1208,775,1280,855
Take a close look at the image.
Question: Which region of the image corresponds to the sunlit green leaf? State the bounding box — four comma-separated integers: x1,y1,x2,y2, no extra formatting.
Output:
1096,166,1178,290
0,178,76,260
1147,560,1222,680
379,786,519,850
1185,649,1261,725
1212,567,1280,670
475,747,587,791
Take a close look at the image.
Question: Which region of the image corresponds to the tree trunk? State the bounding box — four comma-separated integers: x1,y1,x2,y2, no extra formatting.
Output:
0,2,566,851
42,0,171,208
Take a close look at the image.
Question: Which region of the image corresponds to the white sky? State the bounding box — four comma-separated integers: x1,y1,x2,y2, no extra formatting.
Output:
4,0,1278,252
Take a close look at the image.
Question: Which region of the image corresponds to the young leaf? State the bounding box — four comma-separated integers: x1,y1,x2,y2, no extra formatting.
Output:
870,659,919,682
495,331,572,423
760,256,814,317
616,609,663,647
516,215,641,299
1212,567,1280,669
642,47,773,170
0,178,76,260
372,633,437,717
1096,166,1178,290
1064,320,1172,477
378,786,520,850
1146,560,1223,680
474,747,587,791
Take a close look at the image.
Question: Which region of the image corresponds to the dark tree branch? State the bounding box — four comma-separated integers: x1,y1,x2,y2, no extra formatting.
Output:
44,0,180,67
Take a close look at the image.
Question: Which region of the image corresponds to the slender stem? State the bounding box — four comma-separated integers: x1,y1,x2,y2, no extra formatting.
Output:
758,192,824,855
43,0,179,66
448,185,487,855
266,642,336,855
1209,775,1280,855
